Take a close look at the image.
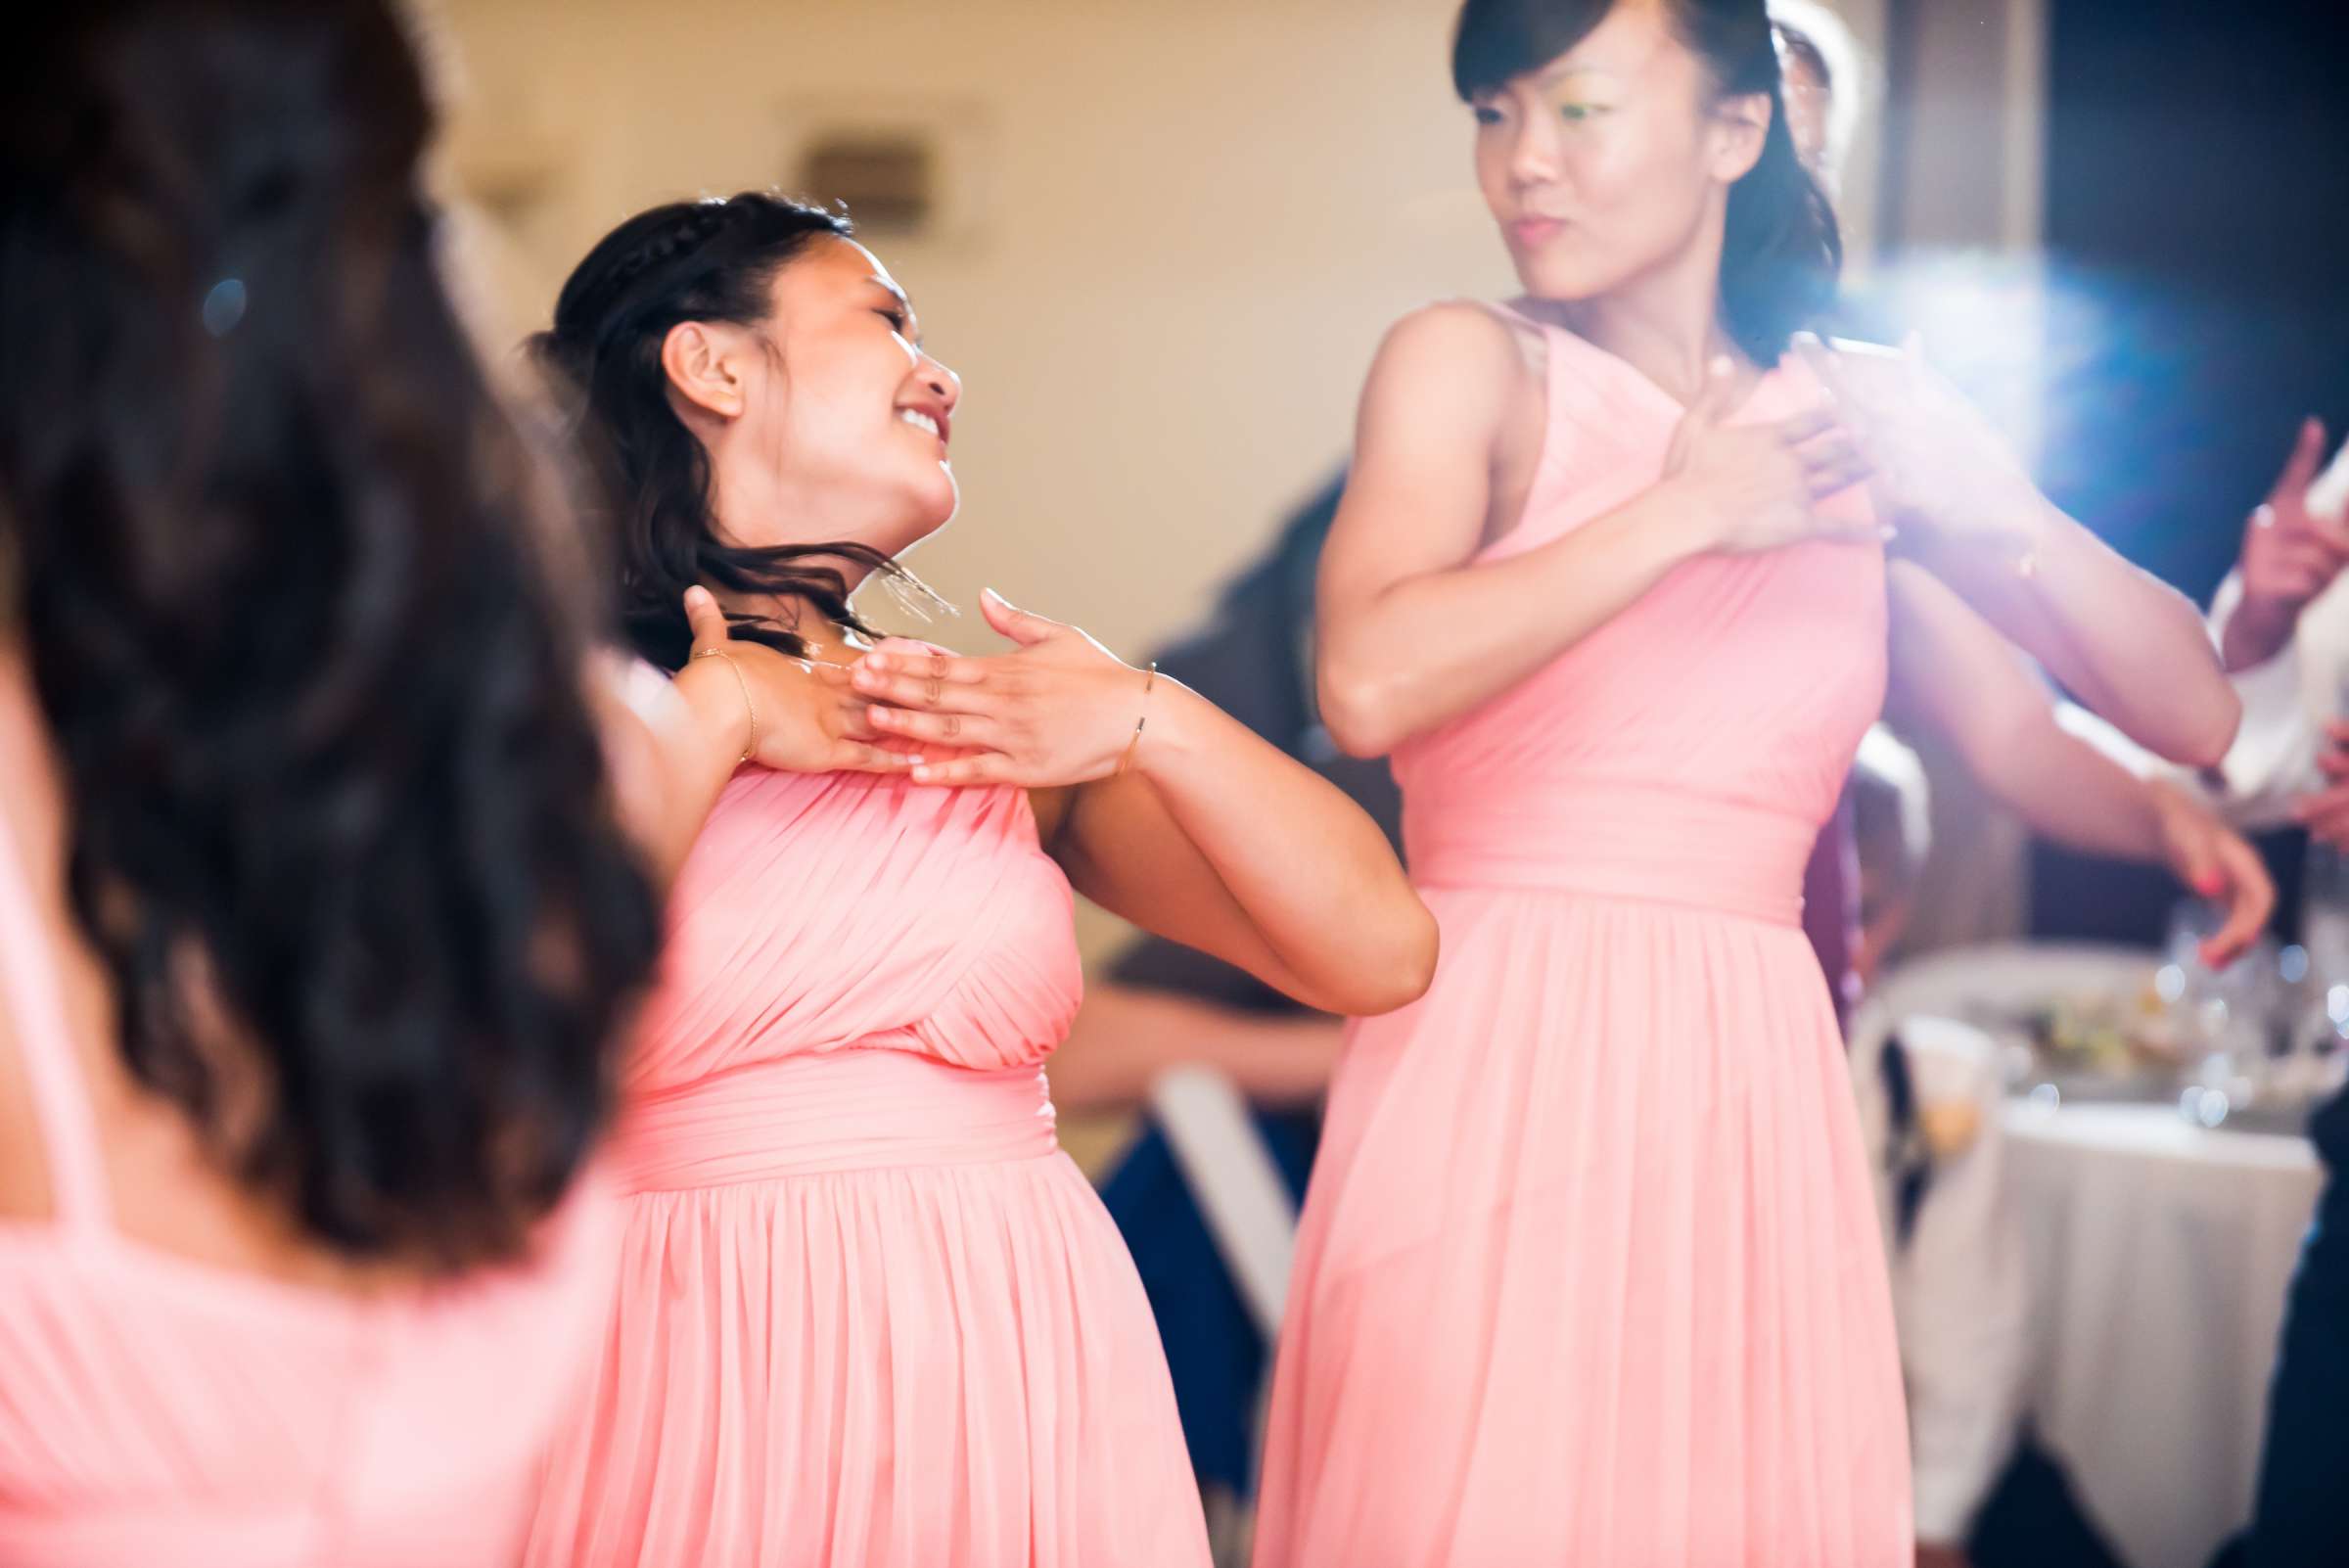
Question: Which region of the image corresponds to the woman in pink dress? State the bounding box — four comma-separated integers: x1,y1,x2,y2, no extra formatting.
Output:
0,2,797,1561
522,194,1436,1567
1252,0,2242,1563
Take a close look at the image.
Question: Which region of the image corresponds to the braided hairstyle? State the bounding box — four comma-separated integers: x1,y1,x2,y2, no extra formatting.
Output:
0,0,662,1270
532,192,928,670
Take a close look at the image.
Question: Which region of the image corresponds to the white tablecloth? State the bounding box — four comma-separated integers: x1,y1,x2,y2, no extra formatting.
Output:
2001,1101,2324,1568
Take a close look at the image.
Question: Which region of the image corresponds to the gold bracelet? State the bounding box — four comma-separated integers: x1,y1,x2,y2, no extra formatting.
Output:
1115,661,1157,777
691,646,756,763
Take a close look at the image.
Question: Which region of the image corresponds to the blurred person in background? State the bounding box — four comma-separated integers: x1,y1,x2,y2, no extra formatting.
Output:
2081,415,2349,1568
1047,476,1396,1119
1848,730,2027,1568
2188,419,2349,836
0,12,964,1563
1770,0,1865,200
1844,732,2131,1568
0,2,679,1561
1049,478,1391,1553
2219,417,2349,1568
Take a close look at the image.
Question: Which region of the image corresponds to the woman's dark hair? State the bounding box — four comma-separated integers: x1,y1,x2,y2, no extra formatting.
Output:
0,0,661,1269
1451,0,1842,363
532,191,927,670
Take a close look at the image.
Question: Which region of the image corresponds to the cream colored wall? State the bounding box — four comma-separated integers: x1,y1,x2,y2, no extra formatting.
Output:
434,0,1515,630
427,0,1885,966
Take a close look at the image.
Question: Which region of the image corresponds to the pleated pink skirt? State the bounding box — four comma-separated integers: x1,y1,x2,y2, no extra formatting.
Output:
526,1049,1210,1568
1255,870,1912,1566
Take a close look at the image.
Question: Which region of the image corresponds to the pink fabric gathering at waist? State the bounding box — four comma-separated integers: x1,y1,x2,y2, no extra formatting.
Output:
612,1048,1061,1193
1403,778,1819,927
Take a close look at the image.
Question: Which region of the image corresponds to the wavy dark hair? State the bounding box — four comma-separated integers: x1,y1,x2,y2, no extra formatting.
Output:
0,0,662,1269
1452,0,1843,363
532,192,930,671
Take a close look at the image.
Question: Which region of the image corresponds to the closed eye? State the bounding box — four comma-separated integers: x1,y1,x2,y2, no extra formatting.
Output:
875,306,926,350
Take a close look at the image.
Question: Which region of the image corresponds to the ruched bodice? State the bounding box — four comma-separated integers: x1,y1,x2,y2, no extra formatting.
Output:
1395,338,1886,927
530,764,1208,1568
628,768,1082,1094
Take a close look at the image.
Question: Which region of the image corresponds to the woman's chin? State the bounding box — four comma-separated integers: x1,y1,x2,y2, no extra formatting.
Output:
879,472,960,553
1509,251,1620,305
917,467,961,531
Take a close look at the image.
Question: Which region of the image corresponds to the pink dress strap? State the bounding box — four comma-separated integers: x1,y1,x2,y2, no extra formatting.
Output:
1464,298,1565,418
1452,297,1556,372
0,814,113,1232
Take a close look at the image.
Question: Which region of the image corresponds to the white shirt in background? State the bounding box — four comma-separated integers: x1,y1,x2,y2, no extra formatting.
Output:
2063,436,2349,821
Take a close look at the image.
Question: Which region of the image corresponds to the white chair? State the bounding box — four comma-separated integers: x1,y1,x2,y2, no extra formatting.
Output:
1145,1064,1300,1340
1144,1065,1305,1565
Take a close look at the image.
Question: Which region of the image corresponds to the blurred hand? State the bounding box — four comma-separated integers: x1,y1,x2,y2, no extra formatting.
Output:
1664,355,1881,556
2149,777,2275,966
1915,1545,1971,1568
680,586,918,776
846,588,1157,788
2291,720,2349,850
1796,334,2044,557
2223,418,2347,672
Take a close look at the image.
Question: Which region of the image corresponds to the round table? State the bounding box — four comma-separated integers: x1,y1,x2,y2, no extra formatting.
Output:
2000,1100,2324,1568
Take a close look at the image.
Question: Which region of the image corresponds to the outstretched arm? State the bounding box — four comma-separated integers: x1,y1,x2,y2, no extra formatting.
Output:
1045,984,1344,1116
1887,563,2273,965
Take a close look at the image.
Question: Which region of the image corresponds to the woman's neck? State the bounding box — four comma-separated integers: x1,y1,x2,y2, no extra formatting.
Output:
1593,301,1730,371
1535,212,1744,404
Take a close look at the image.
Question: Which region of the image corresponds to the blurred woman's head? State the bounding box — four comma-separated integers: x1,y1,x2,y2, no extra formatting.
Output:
1452,0,1840,362
535,194,959,669
0,0,660,1269
1770,0,1865,191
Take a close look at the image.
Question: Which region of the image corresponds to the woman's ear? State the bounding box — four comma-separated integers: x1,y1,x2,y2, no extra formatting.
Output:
661,319,745,420
1709,91,1772,183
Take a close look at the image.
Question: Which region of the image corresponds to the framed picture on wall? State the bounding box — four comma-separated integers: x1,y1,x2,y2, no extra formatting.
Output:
776,94,996,249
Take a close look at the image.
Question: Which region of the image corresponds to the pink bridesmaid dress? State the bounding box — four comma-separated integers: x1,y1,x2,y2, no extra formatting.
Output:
526,766,1210,1567
1253,318,1913,1566
0,807,615,1566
